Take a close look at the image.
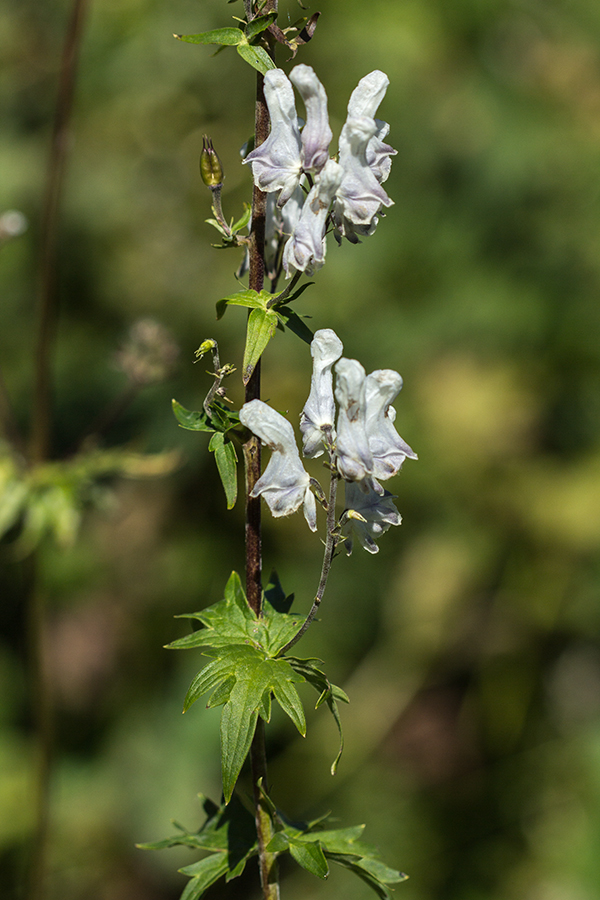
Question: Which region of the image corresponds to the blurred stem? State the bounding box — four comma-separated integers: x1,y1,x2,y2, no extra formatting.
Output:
27,3,90,899
25,561,55,900
244,7,279,898
31,0,91,464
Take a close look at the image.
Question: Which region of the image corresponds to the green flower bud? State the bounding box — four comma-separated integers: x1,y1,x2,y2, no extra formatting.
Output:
200,136,224,188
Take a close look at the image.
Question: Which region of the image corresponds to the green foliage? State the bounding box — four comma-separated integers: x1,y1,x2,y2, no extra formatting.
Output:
175,13,277,75
0,444,179,553
207,433,237,509
167,572,310,802
138,794,258,896
171,399,239,435
266,818,408,899
206,204,251,248
140,793,406,900
243,307,278,384
286,656,349,775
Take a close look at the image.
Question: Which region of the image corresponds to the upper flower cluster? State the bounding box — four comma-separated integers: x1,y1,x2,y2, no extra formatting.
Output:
243,65,396,277
240,330,416,554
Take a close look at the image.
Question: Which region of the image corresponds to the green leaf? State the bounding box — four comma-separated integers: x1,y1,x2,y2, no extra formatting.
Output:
215,288,270,320
219,648,306,801
288,657,348,774
236,41,276,74
178,853,230,898
175,28,243,46
245,12,278,40
243,307,278,384
208,432,238,509
325,853,408,899
231,205,251,234
289,838,329,879
138,794,258,899
172,398,236,434
275,306,314,344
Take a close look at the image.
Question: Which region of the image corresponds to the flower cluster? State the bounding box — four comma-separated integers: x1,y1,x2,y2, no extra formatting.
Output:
239,330,416,554
243,65,396,277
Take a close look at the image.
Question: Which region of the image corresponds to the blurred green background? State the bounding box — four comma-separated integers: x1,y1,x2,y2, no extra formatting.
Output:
3,0,600,897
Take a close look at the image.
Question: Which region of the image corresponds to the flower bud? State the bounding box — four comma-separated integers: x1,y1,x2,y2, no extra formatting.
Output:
200,136,224,188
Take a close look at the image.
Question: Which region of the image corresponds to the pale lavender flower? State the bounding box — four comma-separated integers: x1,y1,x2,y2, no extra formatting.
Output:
289,64,332,174
333,116,394,239
365,370,417,480
282,158,343,277
300,329,344,458
347,70,397,184
243,69,303,206
239,399,316,531
341,481,402,555
334,358,374,485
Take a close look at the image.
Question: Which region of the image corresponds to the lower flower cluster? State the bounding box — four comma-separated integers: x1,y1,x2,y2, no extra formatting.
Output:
239,329,416,554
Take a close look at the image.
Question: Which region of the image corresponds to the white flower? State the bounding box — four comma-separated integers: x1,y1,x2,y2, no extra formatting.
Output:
365,370,417,480
341,481,402,554
334,358,374,485
239,399,316,531
289,64,332,174
333,116,394,238
282,158,342,277
347,70,397,184
243,69,303,206
300,329,344,458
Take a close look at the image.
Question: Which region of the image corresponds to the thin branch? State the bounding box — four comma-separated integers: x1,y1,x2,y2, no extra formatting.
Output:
277,445,340,657
30,0,91,464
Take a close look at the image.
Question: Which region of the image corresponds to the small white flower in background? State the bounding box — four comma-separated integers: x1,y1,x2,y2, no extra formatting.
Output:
341,481,402,555
289,64,332,174
364,370,417,480
334,358,374,485
243,69,303,206
300,329,344,458
282,158,343,277
239,399,317,531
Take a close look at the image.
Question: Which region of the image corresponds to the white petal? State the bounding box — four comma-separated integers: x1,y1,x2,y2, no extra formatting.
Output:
335,116,393,232
347,70,390,119
334,358,373,483
365,370,417,480
243,69,302,205
239,400,311,522
282,158,342,277
301,328,344,458
341,480,401,555
290,64,332,174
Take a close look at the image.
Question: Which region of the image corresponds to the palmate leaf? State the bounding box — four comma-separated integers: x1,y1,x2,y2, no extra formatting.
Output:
138,794,258,899
167,573,308,802
287,656,349,774
266,816,407,899
172,398,238,434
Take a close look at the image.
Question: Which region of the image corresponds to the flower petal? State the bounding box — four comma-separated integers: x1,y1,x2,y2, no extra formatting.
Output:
282,158,342,277
290,64,332,174
243,69,302,205
365,369,417,480
300,329,344,458
239,399,316,530
334,116,393,236
334,358,374,483
342,480,402,555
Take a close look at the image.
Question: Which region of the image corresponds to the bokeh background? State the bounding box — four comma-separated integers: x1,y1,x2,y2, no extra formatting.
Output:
3,0,600,898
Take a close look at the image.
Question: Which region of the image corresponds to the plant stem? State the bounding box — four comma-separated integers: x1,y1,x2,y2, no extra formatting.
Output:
243,7,281,896
30,0,90,464
277,453,339,656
